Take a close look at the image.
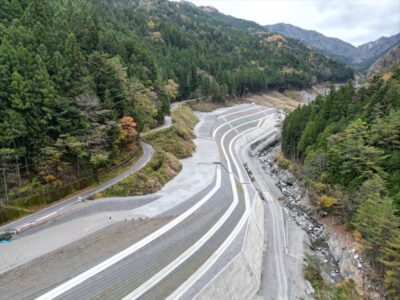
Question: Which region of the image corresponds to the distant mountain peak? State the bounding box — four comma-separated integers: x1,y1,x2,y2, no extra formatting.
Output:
265,23,400,71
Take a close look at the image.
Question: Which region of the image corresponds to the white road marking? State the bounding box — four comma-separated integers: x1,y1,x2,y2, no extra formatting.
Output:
265,187,288,299
35,212,57,223
244,155,289,299
280,206,288,255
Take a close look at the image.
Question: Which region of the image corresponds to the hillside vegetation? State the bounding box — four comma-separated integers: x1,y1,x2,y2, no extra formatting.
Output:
282,65,400,298
99,105,198,197
368,44,400,79
0,0,352,213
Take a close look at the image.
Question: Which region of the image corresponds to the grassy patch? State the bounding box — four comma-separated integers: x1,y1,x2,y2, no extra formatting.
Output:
188,99,233,112
99,151,182,196
332,279,360,300
142,105,198,159
276,151,291,170
304,255,325,295
236,183,244,194
11,149,143,209
304,255,360,300
283,90,303,102
99,105,198,197
0,206,31,226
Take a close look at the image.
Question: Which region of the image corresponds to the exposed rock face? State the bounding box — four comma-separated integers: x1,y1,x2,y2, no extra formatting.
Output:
265,23,400,70
278,169,296,186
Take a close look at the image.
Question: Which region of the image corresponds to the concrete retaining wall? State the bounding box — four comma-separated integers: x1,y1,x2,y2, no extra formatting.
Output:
196,197,264,300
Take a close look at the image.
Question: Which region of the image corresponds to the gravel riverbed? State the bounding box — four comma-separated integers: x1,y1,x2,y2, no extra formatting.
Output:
258,147,342,285
256,143,386,299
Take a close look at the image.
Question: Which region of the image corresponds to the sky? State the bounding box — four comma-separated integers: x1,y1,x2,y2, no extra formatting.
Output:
182,0,400,46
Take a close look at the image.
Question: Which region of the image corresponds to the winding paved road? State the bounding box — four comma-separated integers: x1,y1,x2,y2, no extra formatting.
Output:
1,102,184,234
0,141,154,234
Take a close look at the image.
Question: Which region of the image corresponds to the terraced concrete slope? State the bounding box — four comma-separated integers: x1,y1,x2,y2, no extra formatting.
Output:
0,105,278,300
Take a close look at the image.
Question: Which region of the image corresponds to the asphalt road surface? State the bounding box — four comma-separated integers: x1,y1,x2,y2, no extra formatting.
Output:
2,101,187,235
0,141,154,234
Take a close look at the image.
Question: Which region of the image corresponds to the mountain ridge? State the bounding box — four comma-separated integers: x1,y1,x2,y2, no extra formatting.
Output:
265,23,400,70
0,0,353,211
196,5,400,71
367,44,400,78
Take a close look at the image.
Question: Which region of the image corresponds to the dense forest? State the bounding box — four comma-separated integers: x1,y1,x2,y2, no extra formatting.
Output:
282,65,400,297
0,0,353,210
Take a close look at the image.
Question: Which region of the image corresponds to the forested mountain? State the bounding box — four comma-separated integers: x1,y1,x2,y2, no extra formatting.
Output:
265,23,400,71
367,44,400,79
127,0,353,95
265,23,355,62
0,0,353,206
282,65,400,297
198,5,266,32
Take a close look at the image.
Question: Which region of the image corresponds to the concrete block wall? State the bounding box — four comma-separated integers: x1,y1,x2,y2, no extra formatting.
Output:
196,197,264,300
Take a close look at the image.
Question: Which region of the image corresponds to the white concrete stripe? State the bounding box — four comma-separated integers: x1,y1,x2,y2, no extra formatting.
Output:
247,145,288,299
212,108,272,138
35,167,222,300
124,116,268,299
168,118,269,300
35,106,267,300
255,156,287,298
189,195,259,300
216,104,257,119
280,206,288,255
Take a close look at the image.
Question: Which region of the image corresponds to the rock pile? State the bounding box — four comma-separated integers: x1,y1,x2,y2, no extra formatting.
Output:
257,146,342,284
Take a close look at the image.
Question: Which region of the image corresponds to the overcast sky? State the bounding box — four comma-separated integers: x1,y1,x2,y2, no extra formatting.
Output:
183,0,400,46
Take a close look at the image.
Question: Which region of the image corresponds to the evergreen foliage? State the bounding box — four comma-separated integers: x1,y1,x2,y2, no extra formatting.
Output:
282,65,400,296
0,0,352,206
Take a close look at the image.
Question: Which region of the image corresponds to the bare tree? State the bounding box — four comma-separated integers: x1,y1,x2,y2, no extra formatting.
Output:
0,149,14,205
73,94,117,153
73,94,111,123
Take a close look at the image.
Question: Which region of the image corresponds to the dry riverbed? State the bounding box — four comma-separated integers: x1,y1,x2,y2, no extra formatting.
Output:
257,144,385,300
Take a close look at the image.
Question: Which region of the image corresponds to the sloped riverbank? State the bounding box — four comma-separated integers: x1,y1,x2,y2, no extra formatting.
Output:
256,144,374,299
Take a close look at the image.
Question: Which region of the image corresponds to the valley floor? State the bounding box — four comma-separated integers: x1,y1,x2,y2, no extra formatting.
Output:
0,90,332,299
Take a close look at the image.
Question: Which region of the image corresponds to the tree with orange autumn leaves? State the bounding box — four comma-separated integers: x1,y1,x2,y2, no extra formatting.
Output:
118,116,139,150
